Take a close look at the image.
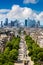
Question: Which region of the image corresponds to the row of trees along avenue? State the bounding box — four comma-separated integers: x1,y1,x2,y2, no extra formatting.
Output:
25,35,43,65
0,36,20,65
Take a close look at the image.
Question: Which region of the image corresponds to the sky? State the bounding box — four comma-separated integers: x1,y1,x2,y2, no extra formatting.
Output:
0,0,43,25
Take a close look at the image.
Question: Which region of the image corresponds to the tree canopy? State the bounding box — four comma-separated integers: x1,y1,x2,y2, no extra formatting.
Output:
25,35,43,65
0,36,20,65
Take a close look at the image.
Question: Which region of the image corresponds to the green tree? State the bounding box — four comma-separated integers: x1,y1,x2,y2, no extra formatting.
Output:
9,49,18,62
38,52,43,61
25,35,43,64
3,62,14,65
34,62,41,65
6,41,13,50
0,62,2,65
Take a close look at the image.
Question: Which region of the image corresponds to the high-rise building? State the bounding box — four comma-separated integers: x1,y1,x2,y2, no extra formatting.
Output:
4,18,8,26
25,19,28,27
10,21,14,27
28,18,36,28
35,21,40,28
37,21,40,27
14,20,19,27
1,21,3,27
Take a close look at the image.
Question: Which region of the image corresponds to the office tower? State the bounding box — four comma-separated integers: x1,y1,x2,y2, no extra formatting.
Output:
28,18,36,28
36,21,40,28
25,19,28,27
14,20,17,27
37,21,40,27
4,18,8,26
1,21,3,27
14,20,19,27
17,22,19,27
32,19,36,27
10,20,19,27
11,21,14,27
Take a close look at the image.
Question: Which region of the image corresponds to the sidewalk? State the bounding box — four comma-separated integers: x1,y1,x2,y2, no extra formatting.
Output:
15,63,24,65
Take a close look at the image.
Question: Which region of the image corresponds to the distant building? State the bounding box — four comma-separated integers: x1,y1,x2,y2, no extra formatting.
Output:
4,18,8,26
28,18,36,28
25,19,28,27
35,21,40,28
37,21,40,27
14,20,19,27
8,19,19,27
11,21,14,27
1,21,3,27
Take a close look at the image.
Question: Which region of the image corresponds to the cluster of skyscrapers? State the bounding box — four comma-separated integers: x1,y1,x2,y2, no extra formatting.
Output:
0,18,20,28
25,18,40,28
0,18,40,28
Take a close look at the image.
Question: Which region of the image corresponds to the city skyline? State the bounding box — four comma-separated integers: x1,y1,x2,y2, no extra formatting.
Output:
0,0,43,25
0,17,40,28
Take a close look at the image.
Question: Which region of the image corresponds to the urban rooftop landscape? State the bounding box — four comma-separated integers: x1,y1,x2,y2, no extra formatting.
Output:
0,0,43,65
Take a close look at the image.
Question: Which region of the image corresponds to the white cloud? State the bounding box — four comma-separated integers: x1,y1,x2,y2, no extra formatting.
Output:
0,9,10,22
0,5,43,24
23,0,39,4
0,9,10,14
37,12,43,20
0,14,6,22
7,5,37,21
